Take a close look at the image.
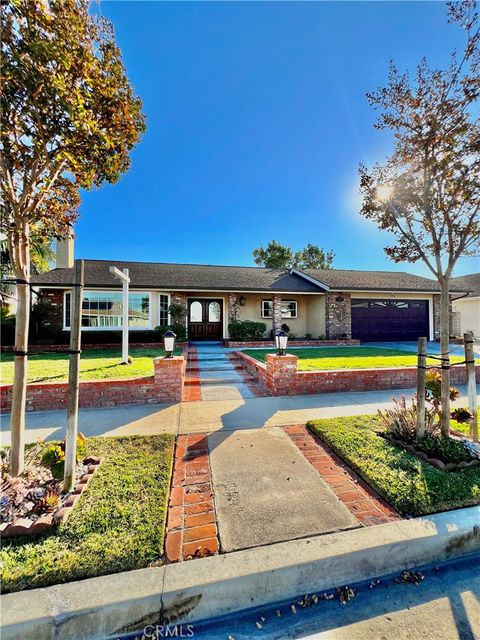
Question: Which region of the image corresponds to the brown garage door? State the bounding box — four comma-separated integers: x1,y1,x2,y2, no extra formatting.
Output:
351,299,429,341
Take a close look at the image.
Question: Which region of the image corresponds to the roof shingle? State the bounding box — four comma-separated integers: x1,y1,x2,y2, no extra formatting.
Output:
30,259,468,293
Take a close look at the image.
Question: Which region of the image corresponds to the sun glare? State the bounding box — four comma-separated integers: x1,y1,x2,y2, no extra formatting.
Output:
376,183,394,202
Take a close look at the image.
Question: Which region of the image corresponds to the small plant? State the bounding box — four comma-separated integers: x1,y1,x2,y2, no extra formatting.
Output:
31,485,61,514
40,434,86,480
451,407,473,424
378,396,437,442
41,444,65,479
304,333,312,340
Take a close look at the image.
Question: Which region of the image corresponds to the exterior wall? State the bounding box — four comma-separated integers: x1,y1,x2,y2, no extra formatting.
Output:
306,295,326,338
452,297,480,337
325,292,351,339
237,351,480,397
233,293,315,338
0,355,185,413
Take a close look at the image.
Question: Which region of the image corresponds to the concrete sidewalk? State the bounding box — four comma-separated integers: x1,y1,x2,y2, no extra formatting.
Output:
1,385,477,445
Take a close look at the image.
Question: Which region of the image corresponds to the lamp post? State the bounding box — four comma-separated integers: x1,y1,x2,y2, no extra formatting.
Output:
275,330,288,356
163,330,176,358
109,266,130,364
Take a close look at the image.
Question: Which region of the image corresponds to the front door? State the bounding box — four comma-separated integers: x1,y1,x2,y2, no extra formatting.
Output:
188,299,223,340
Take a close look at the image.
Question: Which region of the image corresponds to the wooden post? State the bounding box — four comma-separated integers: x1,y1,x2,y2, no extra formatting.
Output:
416,336,427,438
121,268,129,364
64,259,84,491
464,332,478,443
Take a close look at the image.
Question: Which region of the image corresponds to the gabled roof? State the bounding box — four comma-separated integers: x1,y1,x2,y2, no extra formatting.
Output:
450,273,480,297
30,259,466,294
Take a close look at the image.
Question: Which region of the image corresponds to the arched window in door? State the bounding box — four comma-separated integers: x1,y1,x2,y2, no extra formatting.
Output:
190,301,203,322
208,301,221,322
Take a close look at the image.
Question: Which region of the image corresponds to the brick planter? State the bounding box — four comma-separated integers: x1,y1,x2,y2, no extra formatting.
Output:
0,456,104,538
225,339,360,348
0,355,185,413
236,351,480,397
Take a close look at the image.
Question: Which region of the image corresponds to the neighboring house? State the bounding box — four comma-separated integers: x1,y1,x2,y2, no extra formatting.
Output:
30,238,470,342
451,274,480,338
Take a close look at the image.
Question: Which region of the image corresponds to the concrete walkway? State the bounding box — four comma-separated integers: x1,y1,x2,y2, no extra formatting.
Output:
209,427,358,552
192,341,258,401
1,385,476,445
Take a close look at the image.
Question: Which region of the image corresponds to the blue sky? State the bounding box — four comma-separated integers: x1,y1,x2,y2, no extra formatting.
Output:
75,1,477,277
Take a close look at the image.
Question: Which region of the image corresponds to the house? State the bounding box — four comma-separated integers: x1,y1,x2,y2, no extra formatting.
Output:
451,274,480,338
30,238,471,343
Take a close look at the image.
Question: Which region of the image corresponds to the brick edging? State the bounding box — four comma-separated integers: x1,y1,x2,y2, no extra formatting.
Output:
0,456,104,538
284,425,398,525
165,434,220,562
225,339,360,348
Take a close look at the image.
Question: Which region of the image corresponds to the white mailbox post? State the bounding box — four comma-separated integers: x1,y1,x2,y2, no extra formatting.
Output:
109,266,130,364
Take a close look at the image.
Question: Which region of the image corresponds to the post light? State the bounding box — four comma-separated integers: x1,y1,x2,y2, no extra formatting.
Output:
275,330,288,356
163,330,176,358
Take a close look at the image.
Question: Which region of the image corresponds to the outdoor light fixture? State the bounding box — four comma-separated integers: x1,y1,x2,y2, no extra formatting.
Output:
163,330,176,358
336,296,344,303
275,330,288,356
239,295,246,306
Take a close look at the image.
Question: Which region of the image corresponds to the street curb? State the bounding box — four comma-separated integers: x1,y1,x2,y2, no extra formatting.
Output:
2,506,479,640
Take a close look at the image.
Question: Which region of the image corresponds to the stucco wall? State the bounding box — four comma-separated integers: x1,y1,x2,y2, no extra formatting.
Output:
234,293,323,338
453,297,480,337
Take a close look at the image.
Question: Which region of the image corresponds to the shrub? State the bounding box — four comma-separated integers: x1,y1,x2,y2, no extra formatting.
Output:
168,302,187,325
412,434,471,464
154,323,187,342
228,320,267,341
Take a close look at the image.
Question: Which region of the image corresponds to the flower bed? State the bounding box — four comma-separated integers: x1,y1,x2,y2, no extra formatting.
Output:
225,339,360,348
308,416,480,516
1,455,104,538
1,434,174,594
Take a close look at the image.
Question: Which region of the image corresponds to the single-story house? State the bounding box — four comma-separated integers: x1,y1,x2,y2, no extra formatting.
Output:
28,239,476,343
451,274,480,338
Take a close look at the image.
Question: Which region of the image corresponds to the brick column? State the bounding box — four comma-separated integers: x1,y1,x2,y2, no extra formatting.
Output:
272,294,282,334
265,353,298,396
153,355,184,403
325,292,351,340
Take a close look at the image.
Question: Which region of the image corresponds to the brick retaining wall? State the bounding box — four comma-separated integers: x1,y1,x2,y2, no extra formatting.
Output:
0,356,185,413
236,351,480,396
225,339,360,348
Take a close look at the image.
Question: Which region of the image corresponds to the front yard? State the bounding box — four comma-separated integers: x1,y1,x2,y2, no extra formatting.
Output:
308,416,480,517
243,346,468,371
1,434,174,594
0,347,182,385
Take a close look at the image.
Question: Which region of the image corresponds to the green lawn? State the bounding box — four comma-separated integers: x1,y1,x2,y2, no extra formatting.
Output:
1,434,174,594
243,346,468,371
308,416,480,517
0,347,182,384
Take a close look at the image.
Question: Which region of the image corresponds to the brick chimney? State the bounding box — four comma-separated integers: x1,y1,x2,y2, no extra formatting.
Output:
56,235,74,269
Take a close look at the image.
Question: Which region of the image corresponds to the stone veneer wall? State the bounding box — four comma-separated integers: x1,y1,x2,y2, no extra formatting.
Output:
325,292,352,339
433,294,454,339
40,289,65,331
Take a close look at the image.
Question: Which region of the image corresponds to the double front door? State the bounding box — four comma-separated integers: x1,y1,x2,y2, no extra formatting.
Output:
188,298,223,340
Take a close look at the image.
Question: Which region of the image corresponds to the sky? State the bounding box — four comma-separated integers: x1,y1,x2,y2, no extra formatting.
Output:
73,0,479,277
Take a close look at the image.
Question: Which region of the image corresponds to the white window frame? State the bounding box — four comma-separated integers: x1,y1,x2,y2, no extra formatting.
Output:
158,292,171,326
261,299,298,319
63,289,152,331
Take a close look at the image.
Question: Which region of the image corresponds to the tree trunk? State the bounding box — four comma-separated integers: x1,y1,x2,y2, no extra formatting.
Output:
439,280,451,437
10,224,31,476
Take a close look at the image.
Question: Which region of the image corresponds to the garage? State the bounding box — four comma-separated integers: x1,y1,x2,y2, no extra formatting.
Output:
351,298,430,341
